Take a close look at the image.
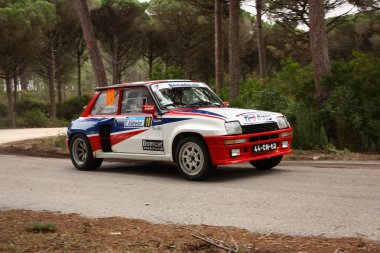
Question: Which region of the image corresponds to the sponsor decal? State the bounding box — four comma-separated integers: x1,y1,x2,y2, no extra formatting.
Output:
168,83,200,88
124,116,145,128
142,139,164,151
239,113,272,124
256,114,272,121
243,115,256,123
144,117,153,127
152,82,206,91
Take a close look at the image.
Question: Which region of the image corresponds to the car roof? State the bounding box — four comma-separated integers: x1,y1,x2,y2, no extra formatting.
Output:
95,79,195,91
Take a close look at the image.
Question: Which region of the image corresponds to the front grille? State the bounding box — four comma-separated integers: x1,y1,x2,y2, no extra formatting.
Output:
241,122,279,134
250,134,279,142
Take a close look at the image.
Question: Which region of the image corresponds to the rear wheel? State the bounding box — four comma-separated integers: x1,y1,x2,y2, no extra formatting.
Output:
70,134,103,171
249,155,283,170
175,137,213,180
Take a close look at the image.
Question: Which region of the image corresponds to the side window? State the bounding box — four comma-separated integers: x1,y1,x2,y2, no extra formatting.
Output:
91,89,119,115
121,88,154,114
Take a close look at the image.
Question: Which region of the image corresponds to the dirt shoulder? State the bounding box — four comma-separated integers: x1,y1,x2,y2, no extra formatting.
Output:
0,137,68,159
1,209,379,253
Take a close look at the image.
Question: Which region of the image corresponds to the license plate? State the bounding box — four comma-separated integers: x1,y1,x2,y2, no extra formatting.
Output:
253,142,277,153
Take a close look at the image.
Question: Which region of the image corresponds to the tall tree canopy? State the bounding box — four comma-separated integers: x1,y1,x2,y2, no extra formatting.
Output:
0,0,54,127
148,0,214,79
91,0,146,84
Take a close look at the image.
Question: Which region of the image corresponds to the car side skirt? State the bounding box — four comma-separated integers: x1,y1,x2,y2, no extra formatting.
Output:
94,151,173,162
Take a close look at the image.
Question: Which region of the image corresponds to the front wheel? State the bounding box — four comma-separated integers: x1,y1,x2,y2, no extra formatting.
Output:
175,137,214,181
70,134,103,171
249,155,283,170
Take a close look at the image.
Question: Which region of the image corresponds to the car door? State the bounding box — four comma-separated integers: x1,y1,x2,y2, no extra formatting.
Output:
89,88,119,152
110,86,164,154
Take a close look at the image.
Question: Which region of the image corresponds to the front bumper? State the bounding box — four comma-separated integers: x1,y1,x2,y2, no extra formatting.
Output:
204,128,293,166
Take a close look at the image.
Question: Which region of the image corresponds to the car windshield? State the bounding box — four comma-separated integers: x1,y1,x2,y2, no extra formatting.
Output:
151,83,223,109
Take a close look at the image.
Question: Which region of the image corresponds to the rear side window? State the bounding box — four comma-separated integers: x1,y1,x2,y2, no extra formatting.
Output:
91,89,119,115
121,88,154,114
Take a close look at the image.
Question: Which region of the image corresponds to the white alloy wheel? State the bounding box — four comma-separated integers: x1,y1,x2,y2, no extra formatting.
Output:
179,142,205,176
175,137,213,180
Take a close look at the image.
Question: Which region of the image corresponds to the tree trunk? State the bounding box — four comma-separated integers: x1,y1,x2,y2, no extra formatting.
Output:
56,36,62,103
228,0,240,99
77,52,82,97
57,69,62,103
308,0,330,106
148,46,154,80
256,0,267,79
63,84,67,101
215,0,223,93
13,73,18,105
112,36,119,84
6,73,15,128
49,45,56,118
75,0,107,87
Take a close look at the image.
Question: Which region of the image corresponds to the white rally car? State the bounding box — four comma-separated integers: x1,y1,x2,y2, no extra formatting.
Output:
67,80,292,180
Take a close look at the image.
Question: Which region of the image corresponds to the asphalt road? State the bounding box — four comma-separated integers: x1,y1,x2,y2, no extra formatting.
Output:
0,155,379,241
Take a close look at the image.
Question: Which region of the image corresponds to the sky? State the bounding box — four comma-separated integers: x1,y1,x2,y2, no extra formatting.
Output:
139,0,358,31
241,1,358,30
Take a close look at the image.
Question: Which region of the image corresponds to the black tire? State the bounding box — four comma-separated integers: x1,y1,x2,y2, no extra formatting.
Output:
175,137,214,181
70,134,103,171
249,155,283,170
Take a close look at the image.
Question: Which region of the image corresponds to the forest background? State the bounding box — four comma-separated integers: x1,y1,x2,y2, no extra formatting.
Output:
0,0,379,152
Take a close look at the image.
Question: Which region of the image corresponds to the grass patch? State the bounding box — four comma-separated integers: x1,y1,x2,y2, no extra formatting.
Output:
40,134,66,149
26,222,57,233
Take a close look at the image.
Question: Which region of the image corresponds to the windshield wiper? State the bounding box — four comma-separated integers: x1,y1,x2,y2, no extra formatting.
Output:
163,102,186,109
188,101,213,108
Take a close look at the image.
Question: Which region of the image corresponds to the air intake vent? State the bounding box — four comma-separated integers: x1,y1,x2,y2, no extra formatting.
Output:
241,122,279,134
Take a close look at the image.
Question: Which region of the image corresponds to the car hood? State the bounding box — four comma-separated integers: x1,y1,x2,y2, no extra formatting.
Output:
174,107,283,125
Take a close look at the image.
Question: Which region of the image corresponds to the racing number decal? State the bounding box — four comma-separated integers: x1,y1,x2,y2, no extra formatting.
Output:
124,116,153,128
144,117,152,127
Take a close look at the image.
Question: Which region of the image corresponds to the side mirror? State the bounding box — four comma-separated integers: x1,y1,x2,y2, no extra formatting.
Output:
223,101,230,107
142,104,155,114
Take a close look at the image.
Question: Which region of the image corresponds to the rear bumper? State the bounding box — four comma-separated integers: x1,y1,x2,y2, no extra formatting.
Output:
204,128,293,166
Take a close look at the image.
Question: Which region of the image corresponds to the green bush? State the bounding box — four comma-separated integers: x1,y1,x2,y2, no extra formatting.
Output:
292,104,327,150
20,109,49,127
56,95,91,121
45,117,69,127
324,51,380,151
15,99,49,117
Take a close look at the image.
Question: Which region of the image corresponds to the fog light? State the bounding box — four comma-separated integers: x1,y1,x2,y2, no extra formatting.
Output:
224,138,246,145
280,132,291,137
230,148,240,157
282,141,289,148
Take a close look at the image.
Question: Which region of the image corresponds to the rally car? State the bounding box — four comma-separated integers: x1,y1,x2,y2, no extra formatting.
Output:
67,80,292,180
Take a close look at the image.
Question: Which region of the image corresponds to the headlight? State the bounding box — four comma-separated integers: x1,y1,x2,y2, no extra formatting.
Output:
225,121,242,135
276,116,290,129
